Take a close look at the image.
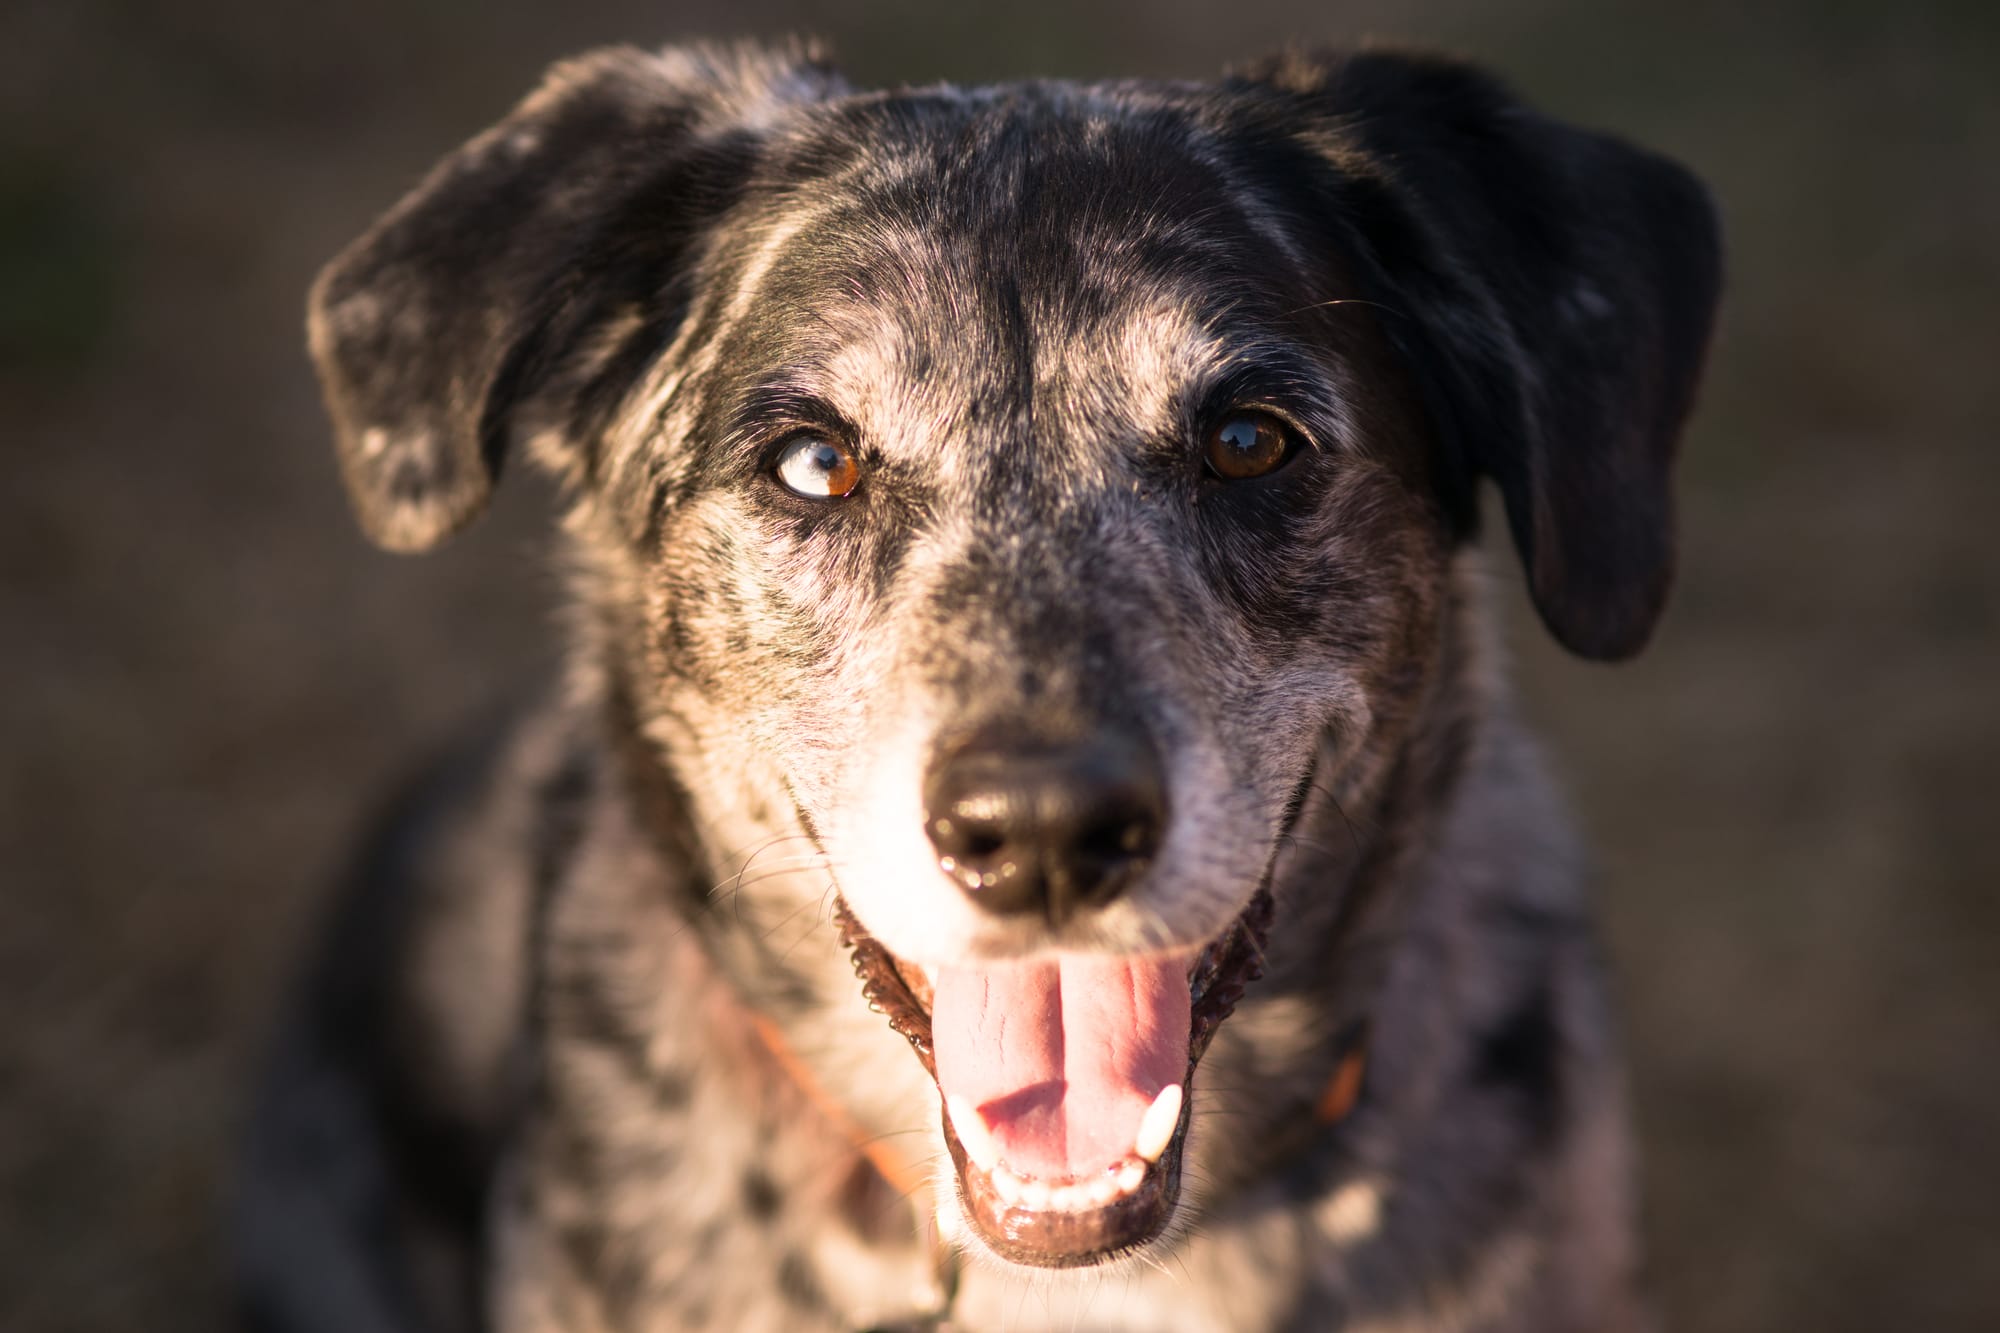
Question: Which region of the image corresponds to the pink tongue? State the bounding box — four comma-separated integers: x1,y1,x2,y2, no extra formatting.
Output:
933,953,1191,1181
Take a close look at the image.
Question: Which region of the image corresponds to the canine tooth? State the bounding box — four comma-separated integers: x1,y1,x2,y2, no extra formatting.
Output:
1134,1083,1183,1163
1116,1159,1146,1193
946,1095,998,1172
992,1167,1024,1205
1019,1178,1051,1209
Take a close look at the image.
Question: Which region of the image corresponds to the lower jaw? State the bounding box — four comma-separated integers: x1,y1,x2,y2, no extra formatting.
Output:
835,887,1274,1267
940,1075,1192,1266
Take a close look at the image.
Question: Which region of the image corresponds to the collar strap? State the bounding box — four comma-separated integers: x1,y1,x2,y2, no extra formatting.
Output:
1315,1038,1369,1126
749,1014,932,1203
748,1015,960,1328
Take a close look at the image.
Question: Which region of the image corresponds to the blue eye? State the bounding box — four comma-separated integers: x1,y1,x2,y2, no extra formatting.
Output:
773,435,862,498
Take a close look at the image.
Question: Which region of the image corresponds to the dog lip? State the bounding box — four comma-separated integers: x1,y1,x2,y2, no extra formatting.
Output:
940,1095,1189,1267
832,886,1275,1265
837,903,938,1076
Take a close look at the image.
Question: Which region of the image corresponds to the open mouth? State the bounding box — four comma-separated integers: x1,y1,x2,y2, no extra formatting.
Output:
834,888,1274,1267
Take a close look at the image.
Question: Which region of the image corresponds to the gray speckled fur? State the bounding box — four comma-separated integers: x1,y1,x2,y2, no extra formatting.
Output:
238,39,1719,1333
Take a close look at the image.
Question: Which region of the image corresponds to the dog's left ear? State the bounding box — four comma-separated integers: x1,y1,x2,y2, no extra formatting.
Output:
1237,49,1722,660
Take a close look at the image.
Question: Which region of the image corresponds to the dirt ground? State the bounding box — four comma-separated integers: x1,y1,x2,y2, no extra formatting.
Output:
4,2,1996,1330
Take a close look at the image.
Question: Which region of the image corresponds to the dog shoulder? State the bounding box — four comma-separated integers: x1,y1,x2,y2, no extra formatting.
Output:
235,695,595,1333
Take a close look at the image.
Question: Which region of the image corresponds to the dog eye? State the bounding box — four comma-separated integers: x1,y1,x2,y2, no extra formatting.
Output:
1202,411,1294,481
773,435,862,498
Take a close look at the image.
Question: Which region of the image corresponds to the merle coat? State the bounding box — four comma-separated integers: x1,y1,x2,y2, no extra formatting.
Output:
237,39,1720,1333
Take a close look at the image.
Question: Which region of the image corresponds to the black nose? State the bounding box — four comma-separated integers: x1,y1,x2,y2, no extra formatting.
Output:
923,728,1167,925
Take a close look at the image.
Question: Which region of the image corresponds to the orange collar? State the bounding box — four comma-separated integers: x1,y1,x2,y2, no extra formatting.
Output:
749,1013,934,1202
1315,1040,1370,1126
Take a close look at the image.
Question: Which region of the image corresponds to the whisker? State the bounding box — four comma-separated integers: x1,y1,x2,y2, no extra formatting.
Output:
762,874,845,948
710,838,823,892
1282,296,1406,320
729,858,843,902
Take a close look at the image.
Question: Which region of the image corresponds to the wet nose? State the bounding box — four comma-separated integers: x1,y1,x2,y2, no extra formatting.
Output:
923,728,1166,926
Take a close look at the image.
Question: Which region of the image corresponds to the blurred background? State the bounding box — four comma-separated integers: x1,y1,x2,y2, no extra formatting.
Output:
4,0,1996,1329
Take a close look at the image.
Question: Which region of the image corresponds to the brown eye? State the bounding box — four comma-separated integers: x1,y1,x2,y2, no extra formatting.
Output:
1202,411,1293,480
774,434,862,498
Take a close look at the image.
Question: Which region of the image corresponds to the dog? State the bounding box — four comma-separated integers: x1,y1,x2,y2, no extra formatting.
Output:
235,38,1720,1333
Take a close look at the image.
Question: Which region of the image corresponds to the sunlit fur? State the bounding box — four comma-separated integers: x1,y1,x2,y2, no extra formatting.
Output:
246,38,1720,1333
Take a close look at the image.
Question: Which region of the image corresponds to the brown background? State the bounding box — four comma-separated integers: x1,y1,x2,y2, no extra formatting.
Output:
4,1,1996,1329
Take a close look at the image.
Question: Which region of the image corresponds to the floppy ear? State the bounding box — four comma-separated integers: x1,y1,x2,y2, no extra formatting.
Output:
309,41,843,552
1237,49,1722,659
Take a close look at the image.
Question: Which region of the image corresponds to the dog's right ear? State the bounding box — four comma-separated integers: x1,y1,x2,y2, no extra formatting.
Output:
309,42,843,552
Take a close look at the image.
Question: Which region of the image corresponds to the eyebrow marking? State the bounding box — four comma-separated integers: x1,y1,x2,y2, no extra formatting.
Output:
720,200,835,331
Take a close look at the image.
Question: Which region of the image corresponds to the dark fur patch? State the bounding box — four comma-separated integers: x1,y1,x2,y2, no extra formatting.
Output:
1475,980,1566,1149
778,1251,824,1309
741,1167,782,1220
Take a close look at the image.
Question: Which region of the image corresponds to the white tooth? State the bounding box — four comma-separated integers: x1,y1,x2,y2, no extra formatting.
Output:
1116,1159,1146,1193
1134,1083,1183,1163
1019,1178,1052,1210
992,1167,1024,1205
1086,1176,1119,1207
1049,1183,1081,1211
946,1095,998,1173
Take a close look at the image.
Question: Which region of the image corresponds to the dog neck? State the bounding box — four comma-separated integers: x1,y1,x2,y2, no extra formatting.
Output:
543,558,1497,1327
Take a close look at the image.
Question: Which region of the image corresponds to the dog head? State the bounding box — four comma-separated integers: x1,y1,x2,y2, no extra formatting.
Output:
309,39,1718,1269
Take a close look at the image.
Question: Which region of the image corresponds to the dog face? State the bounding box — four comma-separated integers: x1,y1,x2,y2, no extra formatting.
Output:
621,89,1450,971
309,41,1718,1270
